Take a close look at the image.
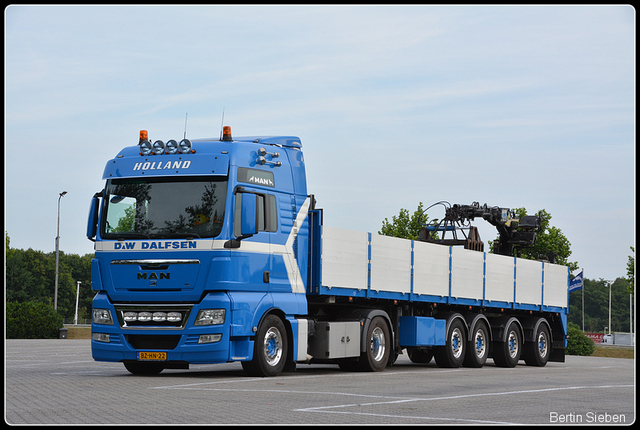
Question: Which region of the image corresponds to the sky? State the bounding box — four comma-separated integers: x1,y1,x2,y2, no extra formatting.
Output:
4,5,635,282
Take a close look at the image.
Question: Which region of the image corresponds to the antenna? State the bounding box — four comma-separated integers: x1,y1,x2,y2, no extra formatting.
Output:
183,113,188,139
219,108,225,140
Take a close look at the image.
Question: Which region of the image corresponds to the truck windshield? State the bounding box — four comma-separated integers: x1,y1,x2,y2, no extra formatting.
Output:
102,177,228,239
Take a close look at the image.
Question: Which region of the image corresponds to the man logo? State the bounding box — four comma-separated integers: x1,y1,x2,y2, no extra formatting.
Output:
137,272,170,280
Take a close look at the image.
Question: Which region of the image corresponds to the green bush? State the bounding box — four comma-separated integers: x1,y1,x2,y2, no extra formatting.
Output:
6,301,64,339
566,322,596,356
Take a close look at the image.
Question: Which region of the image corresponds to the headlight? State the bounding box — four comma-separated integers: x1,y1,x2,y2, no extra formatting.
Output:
194,309,226,326
178,138,192,154
137,311,152,322
92,309,114,325
139,139,152,156
152,312,167,322
198,334,222,344
123,311,137,322
165,139,178,154
167,312,182,322
152,140,165,155
92,333,111,343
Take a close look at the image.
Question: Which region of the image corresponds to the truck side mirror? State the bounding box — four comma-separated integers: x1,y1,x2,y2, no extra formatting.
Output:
225,191,259,249
240,193,258,237
86,195,101,241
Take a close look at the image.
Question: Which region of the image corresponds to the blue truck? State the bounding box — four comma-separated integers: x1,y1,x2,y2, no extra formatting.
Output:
87,126,568,376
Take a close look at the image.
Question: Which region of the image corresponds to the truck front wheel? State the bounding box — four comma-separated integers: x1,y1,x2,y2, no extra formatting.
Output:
357,316,390,372
242,314,288,377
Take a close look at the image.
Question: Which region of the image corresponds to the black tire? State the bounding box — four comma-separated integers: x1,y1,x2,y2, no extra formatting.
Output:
357,316,390,372
463,320,489,368
524,323,551,367
242,314,288,377
387,349,399,367
434,319,466,368
407,347,433,364
123,361,164,375
492,321,522,368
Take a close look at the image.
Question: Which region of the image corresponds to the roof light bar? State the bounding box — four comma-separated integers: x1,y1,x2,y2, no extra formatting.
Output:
137,131,195,156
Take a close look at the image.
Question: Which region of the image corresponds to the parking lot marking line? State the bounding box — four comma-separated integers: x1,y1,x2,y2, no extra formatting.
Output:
300,409,519,425
295,384,635,414
159,386,411,400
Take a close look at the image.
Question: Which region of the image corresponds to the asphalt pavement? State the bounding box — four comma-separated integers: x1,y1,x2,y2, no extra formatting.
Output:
5,339,635,425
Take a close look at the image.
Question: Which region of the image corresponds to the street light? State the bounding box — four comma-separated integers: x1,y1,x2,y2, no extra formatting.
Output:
606,280,612,335
74,281,81,325
54,191,67,310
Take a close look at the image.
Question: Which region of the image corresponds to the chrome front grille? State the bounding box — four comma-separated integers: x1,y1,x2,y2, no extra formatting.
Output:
114,305,192,329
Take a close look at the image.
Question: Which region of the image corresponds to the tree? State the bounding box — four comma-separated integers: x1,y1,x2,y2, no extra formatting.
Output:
568,277,632,333
60,252,94,322
6,301,64,339
379,202,430,240
5,231,13,259
5,232,95,322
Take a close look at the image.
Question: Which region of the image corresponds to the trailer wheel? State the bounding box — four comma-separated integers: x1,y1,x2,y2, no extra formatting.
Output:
123,361,164,375
493,321,521,368
242,314,288,377
435,319,466,368
357,316,390,372
463,320,489,368
524,323,550,367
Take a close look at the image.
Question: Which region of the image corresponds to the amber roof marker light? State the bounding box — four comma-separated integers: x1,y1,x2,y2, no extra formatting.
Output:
139,130,152,155
222,126,233,142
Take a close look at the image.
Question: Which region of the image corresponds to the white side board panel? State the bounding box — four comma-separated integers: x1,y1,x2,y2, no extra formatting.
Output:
321,227,368,290
370,234,411,294
544,263,569,308
450,247,484,300
515,258,543,305
413,240,450,297
484,253,515,303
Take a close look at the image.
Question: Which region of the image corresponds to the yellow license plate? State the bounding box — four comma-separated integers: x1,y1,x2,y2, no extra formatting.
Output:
138,351,167,361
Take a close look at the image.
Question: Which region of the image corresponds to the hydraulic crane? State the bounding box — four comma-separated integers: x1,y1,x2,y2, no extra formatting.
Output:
418,201,545,259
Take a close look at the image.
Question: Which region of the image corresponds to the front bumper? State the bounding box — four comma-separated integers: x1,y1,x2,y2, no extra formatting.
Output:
90,291,253,365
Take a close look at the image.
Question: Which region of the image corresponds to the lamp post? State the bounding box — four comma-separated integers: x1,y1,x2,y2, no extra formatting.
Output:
54,191,67,310
74,281,81,325
607,280,612,335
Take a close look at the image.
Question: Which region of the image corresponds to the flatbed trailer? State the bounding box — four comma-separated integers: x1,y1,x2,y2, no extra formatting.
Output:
87,127,568,376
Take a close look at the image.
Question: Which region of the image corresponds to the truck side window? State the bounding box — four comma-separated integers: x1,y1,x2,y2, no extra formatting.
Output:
234,193,277,237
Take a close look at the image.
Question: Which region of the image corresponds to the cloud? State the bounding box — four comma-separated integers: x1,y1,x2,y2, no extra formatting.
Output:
4,5,635,280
